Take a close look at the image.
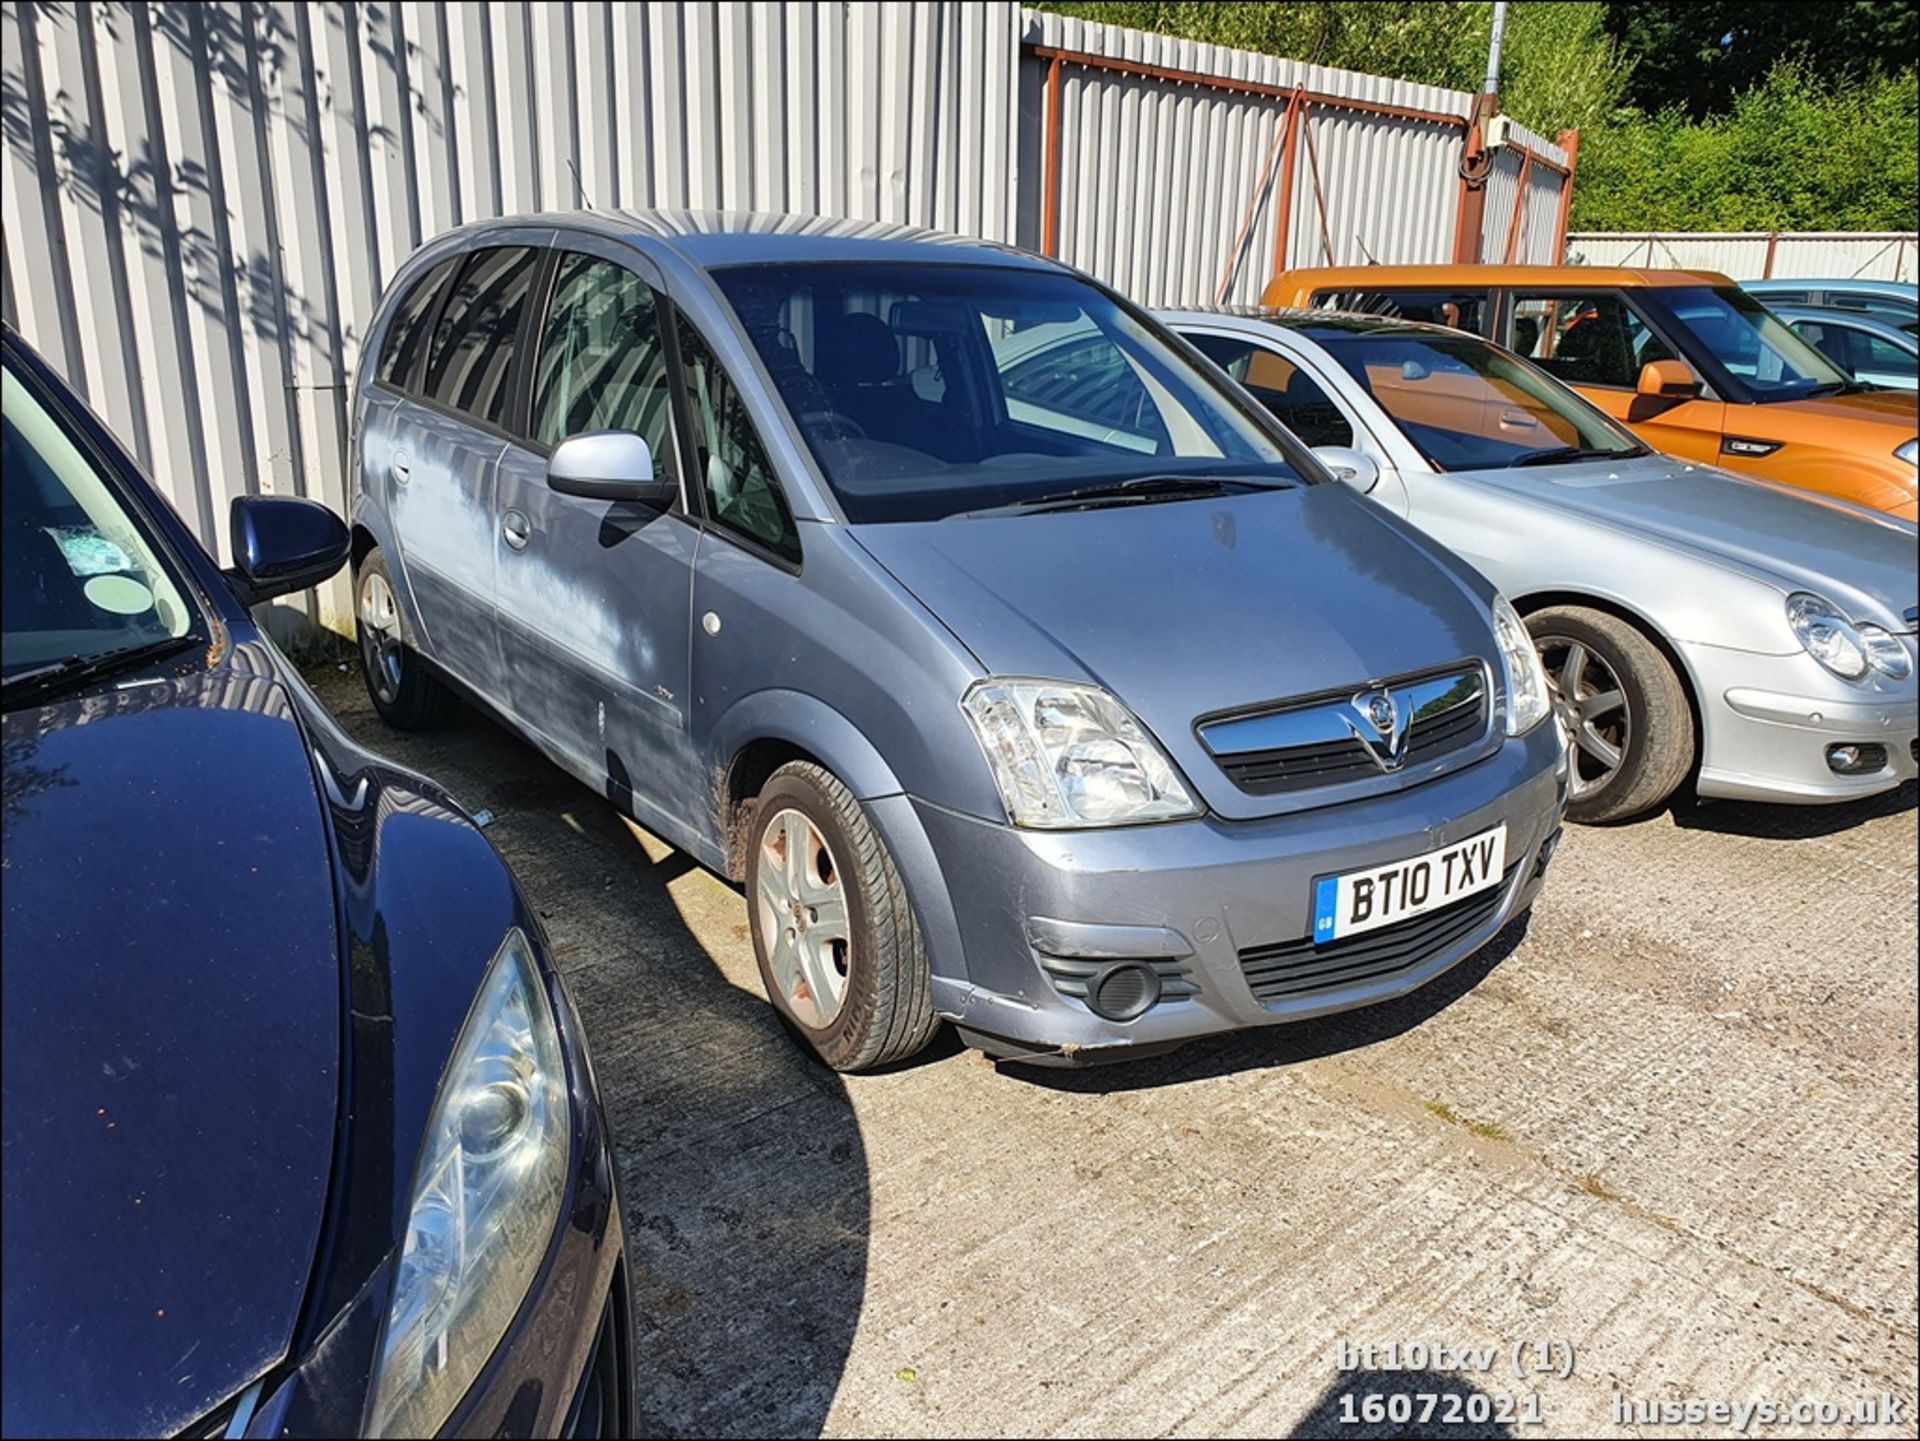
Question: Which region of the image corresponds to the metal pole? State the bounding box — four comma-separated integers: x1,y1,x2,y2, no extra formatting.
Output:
1485,1,1509,95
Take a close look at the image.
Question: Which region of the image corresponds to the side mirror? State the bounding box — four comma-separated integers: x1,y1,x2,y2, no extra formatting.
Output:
548,430,677,506
1312,445,1381,495
1637,359,1700,398
226,495,349,605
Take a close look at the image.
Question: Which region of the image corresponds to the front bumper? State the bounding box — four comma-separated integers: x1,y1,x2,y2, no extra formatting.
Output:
1686,640,1919,804
916,720,1568,1060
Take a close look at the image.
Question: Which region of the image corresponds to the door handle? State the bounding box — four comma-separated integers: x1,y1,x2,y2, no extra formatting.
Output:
501,510,531,551
390,448,411,484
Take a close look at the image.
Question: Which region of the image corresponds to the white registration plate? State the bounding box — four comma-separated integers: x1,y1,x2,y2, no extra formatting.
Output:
1312,825,1507,944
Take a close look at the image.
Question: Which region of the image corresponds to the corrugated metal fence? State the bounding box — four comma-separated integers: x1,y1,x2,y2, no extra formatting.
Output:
1567,232,1918,282
3,2,1571,631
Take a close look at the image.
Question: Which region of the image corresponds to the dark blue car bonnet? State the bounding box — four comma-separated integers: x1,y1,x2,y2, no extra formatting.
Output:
2,659,340,1438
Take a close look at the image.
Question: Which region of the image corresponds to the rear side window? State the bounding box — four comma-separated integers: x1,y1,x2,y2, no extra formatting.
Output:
530,254,676,478
1184,333,1354,448
1313,289,1489,335
675,318,800,564
422,247,539,429
375,257,458,391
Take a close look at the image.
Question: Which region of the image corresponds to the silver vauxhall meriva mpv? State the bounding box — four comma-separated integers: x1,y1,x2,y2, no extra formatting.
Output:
349,211,1568,1070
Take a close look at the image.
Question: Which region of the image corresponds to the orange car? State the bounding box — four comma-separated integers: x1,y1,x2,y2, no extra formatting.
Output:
1263,265,1920,520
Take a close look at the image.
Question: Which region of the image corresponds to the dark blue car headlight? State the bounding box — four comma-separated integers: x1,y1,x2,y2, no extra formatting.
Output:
366,929,569,1437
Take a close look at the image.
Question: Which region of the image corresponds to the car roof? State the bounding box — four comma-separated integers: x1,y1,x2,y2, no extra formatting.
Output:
1766,305,1919,341
424,207,1057,272
1161,304,1482,343
1745,277,1918,296
1267,263,1736,291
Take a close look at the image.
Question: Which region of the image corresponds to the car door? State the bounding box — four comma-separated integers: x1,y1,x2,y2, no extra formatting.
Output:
382,244,543,696
1503,288,1726,464
490,243,700,830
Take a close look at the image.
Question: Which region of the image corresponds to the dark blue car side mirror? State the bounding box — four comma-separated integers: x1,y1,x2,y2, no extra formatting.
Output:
226,495,351,606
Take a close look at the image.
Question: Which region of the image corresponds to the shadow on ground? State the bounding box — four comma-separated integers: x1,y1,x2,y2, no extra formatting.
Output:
308,665,863,1439
1665,779,1916,840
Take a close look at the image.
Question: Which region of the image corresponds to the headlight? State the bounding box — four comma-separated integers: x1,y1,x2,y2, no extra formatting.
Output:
1896,437,1917,466
1492,594,1552,735
961,678,1200,827
1786,591,1887,680
367,929,570,1438
1857,624,1913,679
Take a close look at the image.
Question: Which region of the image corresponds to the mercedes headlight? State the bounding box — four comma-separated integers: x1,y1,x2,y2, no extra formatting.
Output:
961,679,1200,827
1786,592,1908,680
1492,594,1552,735
367,929,570,1438
1896,437,1917,466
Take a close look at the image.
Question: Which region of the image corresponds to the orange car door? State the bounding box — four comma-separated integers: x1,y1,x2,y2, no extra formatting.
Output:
1505,291,1726,463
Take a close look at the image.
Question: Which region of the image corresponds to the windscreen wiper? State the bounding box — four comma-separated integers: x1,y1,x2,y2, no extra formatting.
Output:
1507,445,1644,468
1,634,199,709
957,474,1288,518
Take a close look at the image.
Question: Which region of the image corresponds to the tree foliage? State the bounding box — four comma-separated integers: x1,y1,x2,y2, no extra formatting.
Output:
1572,66,1920,231
1604,1,1919,119
1036,1,1918,234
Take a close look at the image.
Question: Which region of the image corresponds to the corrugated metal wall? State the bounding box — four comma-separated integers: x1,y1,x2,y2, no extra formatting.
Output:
4,2,1572,635
1476,119,1568,266
1567,232,1917,283
0,0,1022,628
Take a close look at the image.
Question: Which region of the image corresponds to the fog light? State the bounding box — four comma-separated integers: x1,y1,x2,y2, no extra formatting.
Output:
1086,962,1162,1022
1826,743,1887,775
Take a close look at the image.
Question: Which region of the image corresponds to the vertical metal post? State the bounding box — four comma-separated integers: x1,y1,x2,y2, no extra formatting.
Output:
1763,230,1780,278
1551,128,1580,264
1269,89,1304,278
1041,53,1064,257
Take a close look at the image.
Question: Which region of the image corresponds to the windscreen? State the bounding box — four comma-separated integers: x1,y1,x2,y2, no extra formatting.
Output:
711,263,1304,522
1651,286,1851,399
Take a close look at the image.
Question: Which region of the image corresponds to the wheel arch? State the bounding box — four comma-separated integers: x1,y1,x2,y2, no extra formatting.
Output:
1511,588,1705,781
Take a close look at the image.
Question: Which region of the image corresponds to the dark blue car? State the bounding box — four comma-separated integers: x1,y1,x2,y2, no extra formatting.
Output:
1,328,627,1438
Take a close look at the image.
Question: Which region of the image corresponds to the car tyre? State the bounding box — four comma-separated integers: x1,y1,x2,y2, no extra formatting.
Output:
746,761,939,1071
354,548,460,731
1529,605,1693,824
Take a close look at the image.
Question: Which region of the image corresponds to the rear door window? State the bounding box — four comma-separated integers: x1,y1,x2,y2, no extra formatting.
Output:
1184,333,1354,448
1312,289,1489,335
375,257,458,392
421,246,539,430
1506,291,1674,389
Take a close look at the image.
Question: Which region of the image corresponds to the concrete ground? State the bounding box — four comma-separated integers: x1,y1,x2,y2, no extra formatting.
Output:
308,662,1918,1439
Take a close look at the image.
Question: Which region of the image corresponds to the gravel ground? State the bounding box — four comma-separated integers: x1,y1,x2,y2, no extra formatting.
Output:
308,660,1918,1439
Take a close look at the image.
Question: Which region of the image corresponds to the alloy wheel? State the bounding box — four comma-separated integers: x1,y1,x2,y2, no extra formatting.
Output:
357,569,405,707
755,808,853,1029
1535,634,1630,801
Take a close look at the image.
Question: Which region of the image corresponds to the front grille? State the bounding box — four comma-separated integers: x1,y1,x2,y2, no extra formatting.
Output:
1237,864,1517,1004
1202,665,1489,796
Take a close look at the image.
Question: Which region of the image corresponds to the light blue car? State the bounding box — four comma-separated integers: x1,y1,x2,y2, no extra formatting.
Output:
1743,277,1917,328
346,212,1568,1070
1769,305,1919,392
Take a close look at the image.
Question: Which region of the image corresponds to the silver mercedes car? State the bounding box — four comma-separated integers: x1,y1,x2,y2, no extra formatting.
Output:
1162,308,1919,822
